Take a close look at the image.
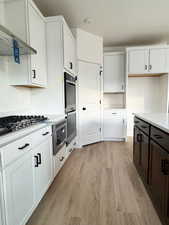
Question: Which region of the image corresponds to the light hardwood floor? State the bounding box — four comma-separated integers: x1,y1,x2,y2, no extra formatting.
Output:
27,139,162,225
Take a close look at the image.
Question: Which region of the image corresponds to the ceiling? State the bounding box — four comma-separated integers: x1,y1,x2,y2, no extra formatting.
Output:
34,0,169,46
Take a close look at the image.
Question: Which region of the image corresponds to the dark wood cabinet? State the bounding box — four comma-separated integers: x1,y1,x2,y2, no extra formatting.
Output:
133,116,169,225
149,140,168,215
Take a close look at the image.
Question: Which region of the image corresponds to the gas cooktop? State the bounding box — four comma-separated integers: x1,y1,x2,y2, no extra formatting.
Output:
0,115,48,136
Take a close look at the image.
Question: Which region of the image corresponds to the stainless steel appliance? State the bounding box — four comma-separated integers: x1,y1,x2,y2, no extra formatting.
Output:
64,72,76,113
0,115,48,136
52,120,67,155
66,111,76,145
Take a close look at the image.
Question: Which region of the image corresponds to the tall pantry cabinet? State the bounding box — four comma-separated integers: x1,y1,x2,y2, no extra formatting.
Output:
3,0,47,87
73,28,103,147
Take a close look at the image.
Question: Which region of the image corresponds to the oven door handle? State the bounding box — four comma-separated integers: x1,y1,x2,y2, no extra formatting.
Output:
67,111,76,115
65,80,76,85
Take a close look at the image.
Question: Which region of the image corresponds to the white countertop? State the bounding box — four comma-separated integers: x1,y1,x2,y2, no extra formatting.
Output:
45,114,66,125
135,113,169,133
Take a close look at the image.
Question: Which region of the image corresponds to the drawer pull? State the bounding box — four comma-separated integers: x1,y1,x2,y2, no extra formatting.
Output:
154,134,163,139
42,132,49,136
18,143,30,150
112,113,117,115
60,156,64,162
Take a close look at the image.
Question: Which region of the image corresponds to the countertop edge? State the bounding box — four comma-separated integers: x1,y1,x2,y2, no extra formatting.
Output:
134,113,169,134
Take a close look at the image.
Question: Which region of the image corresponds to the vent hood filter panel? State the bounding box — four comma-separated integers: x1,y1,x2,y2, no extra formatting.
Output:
0,24,37,56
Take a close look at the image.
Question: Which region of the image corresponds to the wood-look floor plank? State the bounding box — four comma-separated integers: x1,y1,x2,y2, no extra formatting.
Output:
27,140,162,225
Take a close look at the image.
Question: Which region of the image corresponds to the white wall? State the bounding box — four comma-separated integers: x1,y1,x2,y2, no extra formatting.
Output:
0,2,31,116
127,76,167,136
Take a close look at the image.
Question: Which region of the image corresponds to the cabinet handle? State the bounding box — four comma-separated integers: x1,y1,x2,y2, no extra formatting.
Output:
137,133,142,142
42,132,49,136
112,113,117,115
154,134,163,139
37,153,42,165
149,65,152,71
82,107,86,111
34,155,39,167
145,65,148,70
60,156,64,162
161,159,169,175
32,69,36,79
18,143,30,150
70,62,73,69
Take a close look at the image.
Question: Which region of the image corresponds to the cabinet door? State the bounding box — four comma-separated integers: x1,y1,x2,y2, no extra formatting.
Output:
33,137,53,203
28,3,47,86
104,53,125,93
140,131,149,183
63,22,76,74
103,112,125,139
133,126,141,171
149,48,167,73
149,140,168,215
128,49,149,74
4,152,34,225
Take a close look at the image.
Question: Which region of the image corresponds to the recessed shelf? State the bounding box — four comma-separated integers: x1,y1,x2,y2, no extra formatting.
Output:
0,24,37,56
103,91,125,94
128,73,166,78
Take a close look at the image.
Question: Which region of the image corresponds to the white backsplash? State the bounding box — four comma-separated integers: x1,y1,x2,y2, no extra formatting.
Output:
0,58,32,116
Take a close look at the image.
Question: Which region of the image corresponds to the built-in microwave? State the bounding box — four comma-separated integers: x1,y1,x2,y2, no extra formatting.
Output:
64,72,76,113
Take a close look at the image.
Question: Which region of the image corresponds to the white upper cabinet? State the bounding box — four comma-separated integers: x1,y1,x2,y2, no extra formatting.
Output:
128,46,169,74
104,52,125,93
46,16,76,76
74,28,103,65
63,22,76,74
149,48,167,73
28,3,47,86
128,49,149,74
4,0,47,87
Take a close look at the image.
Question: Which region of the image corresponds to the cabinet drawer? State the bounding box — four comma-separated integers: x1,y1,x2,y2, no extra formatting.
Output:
134,117,150,135
151,126,169,151
0,135,32,168
104,110,126,119
32,126,52,148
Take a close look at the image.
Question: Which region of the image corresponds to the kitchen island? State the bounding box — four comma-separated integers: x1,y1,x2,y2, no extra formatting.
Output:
133,113,169,225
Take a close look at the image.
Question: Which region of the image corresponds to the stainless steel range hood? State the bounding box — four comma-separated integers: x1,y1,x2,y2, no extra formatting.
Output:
0,23,37,56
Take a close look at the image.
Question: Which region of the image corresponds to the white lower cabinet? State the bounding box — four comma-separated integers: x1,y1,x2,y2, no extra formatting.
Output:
3,152,34,225
0,126,53,225
103,110,126,140
33,136,53,204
